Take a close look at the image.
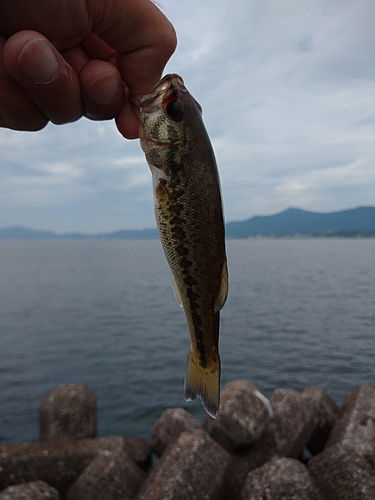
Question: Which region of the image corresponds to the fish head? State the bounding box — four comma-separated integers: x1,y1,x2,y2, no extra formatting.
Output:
136,74,203,178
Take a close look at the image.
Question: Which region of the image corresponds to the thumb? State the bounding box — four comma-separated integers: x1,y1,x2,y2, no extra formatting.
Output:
93,0,176,96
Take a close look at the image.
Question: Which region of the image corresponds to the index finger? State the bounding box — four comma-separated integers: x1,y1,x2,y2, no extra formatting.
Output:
92,0,177,96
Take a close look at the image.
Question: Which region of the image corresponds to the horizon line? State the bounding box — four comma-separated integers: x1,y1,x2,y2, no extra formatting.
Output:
1,205,374,236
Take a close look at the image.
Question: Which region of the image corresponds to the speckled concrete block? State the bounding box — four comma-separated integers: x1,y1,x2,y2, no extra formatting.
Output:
39,384,97,441
241,456,320,500
325,384,375,464
308,443,375,499
66,450,145,500
0,436,125,493
123,437,152,471
270,388,315,457
222,425,278,500
204,380,272,451
150,407,201,456
0,481,60,500
301,387,339,455
137,429,230,500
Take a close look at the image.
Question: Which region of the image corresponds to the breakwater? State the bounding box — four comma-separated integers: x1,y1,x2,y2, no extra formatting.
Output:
0,381,374,499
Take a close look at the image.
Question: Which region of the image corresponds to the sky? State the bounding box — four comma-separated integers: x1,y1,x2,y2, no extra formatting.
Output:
1,0,374,233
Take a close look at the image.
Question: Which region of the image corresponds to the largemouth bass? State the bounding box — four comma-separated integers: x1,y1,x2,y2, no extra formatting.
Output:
137,74,228,417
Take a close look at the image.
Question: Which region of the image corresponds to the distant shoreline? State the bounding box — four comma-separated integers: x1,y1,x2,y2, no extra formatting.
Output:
1,206,374,240
1,234,374,241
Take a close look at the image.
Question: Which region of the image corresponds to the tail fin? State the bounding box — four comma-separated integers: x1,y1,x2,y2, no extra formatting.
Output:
184,346,221,418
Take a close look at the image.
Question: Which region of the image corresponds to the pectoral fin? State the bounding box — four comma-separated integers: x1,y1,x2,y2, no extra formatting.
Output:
214,259,228,313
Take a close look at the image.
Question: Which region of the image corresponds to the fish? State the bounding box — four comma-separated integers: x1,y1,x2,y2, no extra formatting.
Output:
136,74,228,418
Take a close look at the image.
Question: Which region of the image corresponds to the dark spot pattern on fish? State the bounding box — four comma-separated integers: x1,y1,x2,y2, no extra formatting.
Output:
171,225,186,241
170,216,186,226
176,245,189,256
161,196,211,370
179,257,193,274
190,315,206,367
184,275,197,287
166,142,182,174
171,189,185,200
181,278,207,367
174,203,184,214
169,196,208,367
186,286,199,302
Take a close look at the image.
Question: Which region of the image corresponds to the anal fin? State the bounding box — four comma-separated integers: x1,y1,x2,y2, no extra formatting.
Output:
214,259,228,313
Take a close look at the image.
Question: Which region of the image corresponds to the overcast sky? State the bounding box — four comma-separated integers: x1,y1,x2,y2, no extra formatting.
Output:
1,0,374,233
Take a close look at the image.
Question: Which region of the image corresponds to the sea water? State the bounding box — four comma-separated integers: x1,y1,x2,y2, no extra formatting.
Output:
0,238,374,444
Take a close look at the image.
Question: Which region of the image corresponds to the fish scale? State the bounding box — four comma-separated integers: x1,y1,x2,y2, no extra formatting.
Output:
137,74,228,417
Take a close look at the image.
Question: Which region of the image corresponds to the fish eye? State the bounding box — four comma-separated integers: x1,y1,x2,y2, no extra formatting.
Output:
165,100,184,122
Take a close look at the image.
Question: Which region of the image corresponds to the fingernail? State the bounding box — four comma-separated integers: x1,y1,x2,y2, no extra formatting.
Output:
84,74,120,104
18,38,58,84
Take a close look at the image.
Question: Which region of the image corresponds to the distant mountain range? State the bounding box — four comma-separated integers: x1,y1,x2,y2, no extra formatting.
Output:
1,206,374,240
225,206,375,238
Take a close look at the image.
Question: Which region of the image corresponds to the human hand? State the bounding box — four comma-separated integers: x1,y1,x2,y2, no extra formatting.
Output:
0,0,176,138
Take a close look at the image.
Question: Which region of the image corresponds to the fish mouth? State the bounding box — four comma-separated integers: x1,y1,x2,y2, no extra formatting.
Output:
134,74,187,110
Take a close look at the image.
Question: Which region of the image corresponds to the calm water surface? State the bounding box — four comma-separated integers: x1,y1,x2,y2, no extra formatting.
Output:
0,238,374,444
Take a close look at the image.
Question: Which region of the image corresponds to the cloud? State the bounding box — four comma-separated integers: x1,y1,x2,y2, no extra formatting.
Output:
1,0,374,231
0,120,154,232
